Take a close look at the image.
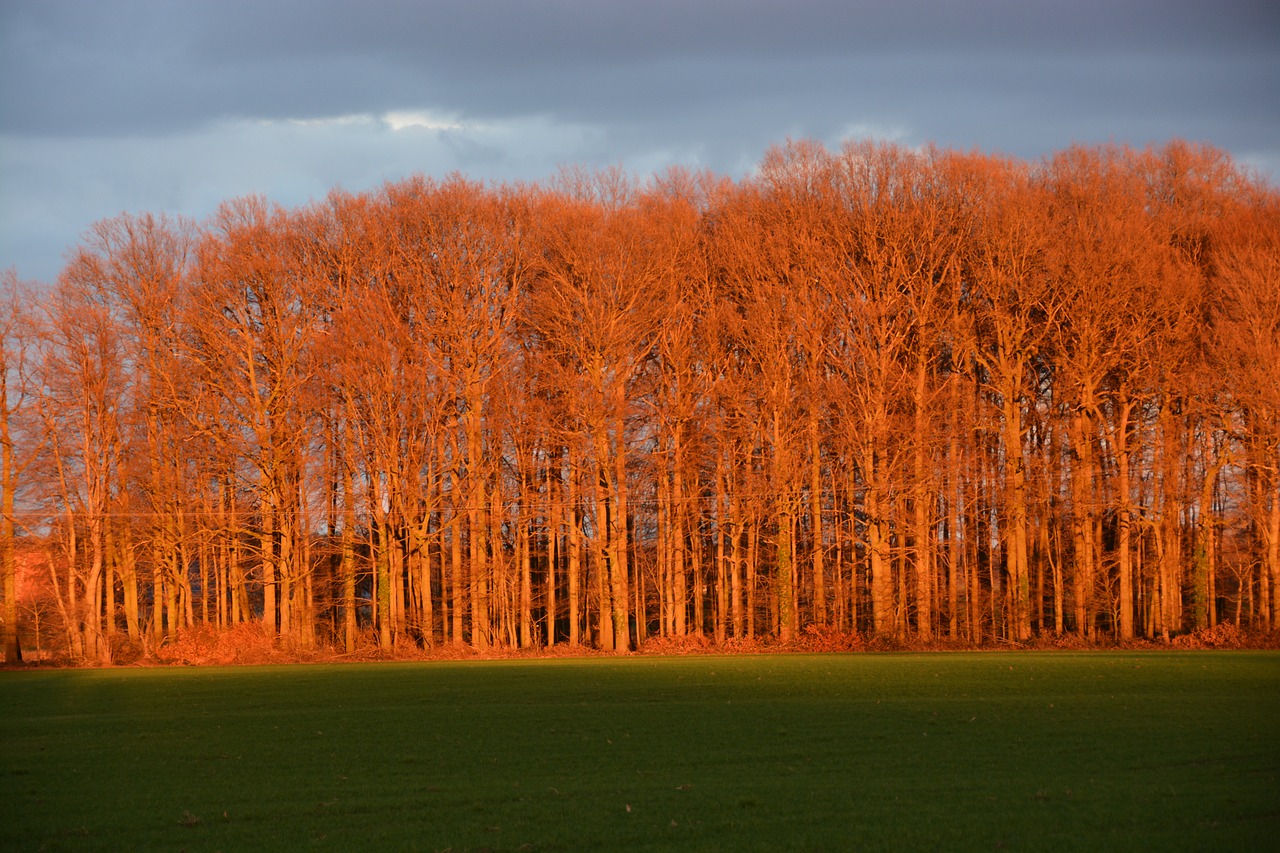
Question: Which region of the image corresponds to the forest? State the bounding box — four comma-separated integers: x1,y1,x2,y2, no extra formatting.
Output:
1,138,1277,664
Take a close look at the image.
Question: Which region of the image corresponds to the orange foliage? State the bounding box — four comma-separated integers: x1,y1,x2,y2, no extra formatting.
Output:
9,139,1280,666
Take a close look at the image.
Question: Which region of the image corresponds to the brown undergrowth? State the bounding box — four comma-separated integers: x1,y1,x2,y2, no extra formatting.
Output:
11,622,1278,668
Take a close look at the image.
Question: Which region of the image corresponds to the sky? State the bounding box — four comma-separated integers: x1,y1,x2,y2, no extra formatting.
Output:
2,0,1278,284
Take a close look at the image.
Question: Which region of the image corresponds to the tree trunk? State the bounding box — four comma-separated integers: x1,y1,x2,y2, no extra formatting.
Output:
715,460,728,644
412,518,432,646
341,458,357,652
1265,460,1279,631
468,475,488,649
865,437,893,636
730,489,744,638
1071,406,1096,638
1002,389,1031,642
747,508,758,640
1,410,18,663
672,447,687,636
810,415,826,626
773,411,796,642
0,321,18,664
519,484,534,648
374,508,392,651
609,427,631,652
545,466,558,647
261,485,278,639
1115,389,1135,641
591,481,611,651
567,451,582,647
947,427,962,639
912,359,933,639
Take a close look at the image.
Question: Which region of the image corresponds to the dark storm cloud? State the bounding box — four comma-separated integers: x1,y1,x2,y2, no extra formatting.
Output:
4,0,1276,136
2,0,1277,283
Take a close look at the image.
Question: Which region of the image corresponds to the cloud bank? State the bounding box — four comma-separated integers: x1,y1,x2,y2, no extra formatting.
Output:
2,0,1277,282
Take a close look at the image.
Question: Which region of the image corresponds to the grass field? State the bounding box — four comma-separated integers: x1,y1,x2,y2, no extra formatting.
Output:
2,652,1277,851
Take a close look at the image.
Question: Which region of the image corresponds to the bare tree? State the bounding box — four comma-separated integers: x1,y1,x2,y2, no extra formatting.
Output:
189,197,321,644
1211,192,1280,630
2,271,40,663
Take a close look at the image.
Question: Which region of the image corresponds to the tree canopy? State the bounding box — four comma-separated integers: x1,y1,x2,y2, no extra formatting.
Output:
3,139,1278,662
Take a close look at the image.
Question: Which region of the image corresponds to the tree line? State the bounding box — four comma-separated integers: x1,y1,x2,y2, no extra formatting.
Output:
2,138,1277,663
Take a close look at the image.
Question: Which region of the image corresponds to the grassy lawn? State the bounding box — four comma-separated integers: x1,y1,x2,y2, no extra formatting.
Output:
2,652,1277,851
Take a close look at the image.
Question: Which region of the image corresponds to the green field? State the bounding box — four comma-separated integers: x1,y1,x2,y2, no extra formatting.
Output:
2,652,1277,851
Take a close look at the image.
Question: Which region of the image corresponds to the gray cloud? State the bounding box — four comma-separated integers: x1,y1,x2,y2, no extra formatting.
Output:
2,0,1277,283
6,0,1276,135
